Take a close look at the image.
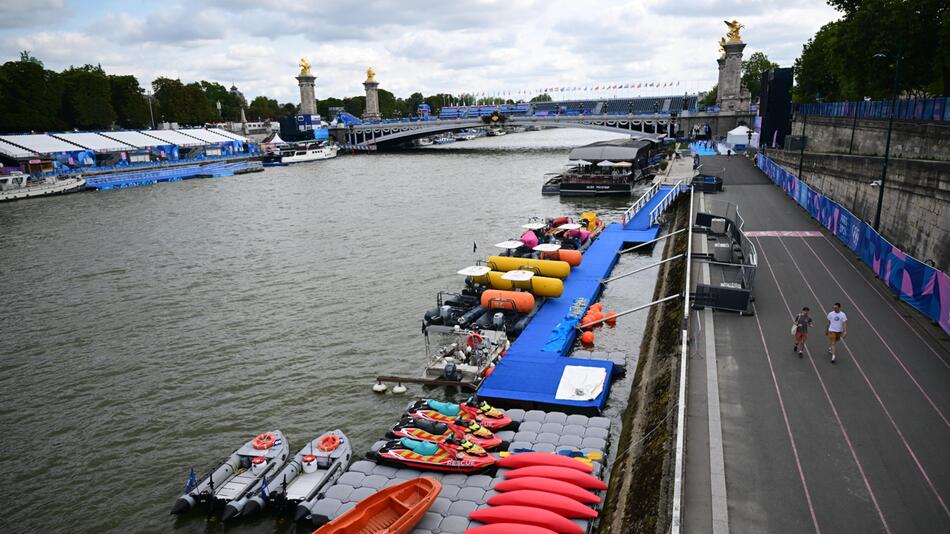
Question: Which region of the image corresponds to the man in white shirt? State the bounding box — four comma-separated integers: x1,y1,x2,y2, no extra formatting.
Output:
826,302,848,363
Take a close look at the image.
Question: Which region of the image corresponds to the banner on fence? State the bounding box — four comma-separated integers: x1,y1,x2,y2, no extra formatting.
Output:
756,154,950,335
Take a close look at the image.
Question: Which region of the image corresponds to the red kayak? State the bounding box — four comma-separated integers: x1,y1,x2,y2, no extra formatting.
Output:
313,477,440,534
470,505,583,534
465,524,557,534
496,452,593,473
494,477,601,504
487,490,597,519
504,465,608,491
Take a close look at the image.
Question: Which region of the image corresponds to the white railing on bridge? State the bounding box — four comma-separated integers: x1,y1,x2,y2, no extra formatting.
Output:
647,179,689,227
621,181,662,225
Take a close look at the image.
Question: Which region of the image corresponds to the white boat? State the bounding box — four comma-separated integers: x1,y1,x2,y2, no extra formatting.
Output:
433,136,456,145
454,130,478,141
414,137,434,147
0,172,85,202
487,128,507,137
262,142,338,166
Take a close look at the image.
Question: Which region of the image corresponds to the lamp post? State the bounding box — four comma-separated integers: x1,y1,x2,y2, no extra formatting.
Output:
145,90,156,129
872,51,902,231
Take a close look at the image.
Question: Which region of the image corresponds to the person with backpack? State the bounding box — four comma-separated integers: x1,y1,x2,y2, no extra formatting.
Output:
792,306,812,357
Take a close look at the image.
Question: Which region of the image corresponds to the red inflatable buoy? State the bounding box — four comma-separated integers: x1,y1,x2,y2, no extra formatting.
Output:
589,303,603,313
605,312,618,326
496,451,593,473
581,331,595,345
487,490,598,519
469,505,583,534
465,524,557,534
504,465,608,491
495,477,601,504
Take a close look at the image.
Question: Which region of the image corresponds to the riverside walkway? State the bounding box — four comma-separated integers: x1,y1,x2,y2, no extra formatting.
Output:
684,155,950,533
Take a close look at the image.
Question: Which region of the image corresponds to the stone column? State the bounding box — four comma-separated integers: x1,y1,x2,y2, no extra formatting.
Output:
363,71,381,121
297,74,317,115
716,42,750,112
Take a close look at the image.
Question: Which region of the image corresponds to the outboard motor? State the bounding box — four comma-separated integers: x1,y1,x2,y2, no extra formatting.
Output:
492,312,505,329
440,305,453,322
441,361,462,381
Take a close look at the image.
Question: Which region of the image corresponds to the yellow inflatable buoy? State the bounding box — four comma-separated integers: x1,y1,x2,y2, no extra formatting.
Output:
486,256,571,279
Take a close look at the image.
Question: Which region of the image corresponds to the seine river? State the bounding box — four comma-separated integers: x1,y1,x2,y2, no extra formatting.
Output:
0,128,661,533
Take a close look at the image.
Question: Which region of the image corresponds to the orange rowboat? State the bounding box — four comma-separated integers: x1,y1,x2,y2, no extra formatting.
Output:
313,477,441,534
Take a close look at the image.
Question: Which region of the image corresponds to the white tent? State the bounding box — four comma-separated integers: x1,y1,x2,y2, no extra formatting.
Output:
726,125,758,147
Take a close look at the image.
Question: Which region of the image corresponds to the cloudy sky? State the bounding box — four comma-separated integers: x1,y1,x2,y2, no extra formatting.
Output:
1,0,839,103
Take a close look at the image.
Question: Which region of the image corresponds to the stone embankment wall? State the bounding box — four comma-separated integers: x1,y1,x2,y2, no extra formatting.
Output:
767,116,950,272
790,114,950,161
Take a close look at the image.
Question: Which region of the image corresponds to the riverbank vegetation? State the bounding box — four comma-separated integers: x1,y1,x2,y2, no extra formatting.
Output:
795,0,948,101
599,196,688,533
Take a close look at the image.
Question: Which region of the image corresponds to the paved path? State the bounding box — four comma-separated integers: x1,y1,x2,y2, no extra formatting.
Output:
684,155,950,533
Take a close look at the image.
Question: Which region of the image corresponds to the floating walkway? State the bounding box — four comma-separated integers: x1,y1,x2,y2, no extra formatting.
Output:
478,184,685,413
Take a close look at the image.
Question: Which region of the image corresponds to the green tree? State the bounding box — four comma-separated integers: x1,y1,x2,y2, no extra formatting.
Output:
246,95,281,121
793,22,843,102
700,85,717,107
60,65,116,129
182,82,215,125
741,52,779,100
152,77,186,123
793,0,949,101
317,97,345,119
109,75,150,128
529,93,552,102
200,81,242,121
0,60,63,131
377,88,399,118
343,96,366,117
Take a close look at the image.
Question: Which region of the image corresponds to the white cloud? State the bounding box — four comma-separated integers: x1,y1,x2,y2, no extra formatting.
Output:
0,0,840,103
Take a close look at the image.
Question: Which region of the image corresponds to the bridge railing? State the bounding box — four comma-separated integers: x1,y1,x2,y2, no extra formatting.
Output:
622,181,662,225
648,179,689,227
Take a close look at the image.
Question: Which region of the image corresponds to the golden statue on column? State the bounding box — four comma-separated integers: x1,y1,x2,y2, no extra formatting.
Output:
299,58,312,76
366,67,376,82
724,20,744,43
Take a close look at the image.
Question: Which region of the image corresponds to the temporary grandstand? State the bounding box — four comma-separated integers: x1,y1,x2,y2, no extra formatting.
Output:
0,128,257,175
437,95,699,119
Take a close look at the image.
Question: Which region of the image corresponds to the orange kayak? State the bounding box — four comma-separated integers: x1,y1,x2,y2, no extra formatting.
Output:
313,477,441,534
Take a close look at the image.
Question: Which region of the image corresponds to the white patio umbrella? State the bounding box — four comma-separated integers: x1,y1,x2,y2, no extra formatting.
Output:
596,160,615,167
571,159,592,166
613,161,633,168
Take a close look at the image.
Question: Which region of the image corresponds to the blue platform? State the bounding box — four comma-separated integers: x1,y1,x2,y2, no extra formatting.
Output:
477,188,675,413
690,141,718,156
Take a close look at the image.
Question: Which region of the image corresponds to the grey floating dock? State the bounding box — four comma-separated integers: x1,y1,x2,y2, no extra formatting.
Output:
306,408,611,533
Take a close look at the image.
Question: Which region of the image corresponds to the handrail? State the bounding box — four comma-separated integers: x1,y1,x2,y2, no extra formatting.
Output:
670,185,694,534
622,180,661,224
647,179,687,227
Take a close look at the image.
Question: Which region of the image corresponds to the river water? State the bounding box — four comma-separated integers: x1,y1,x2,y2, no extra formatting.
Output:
0,129,661,533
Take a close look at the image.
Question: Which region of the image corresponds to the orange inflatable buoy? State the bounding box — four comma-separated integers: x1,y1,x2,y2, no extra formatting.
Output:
484,365,495,378
581,331,595,345
605,312,618,326
481,289,535,313
318,434,341,452
589,303,603,313
252,433,276,450
588,312,603,326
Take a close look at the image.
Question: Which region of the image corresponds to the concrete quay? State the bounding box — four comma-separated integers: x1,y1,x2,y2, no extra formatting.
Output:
682,155,950,533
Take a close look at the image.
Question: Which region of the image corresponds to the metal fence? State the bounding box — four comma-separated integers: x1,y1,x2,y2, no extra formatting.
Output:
794,97,949,122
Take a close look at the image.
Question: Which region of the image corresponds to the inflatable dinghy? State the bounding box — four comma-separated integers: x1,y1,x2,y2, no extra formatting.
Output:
171,430,290,520
314,477,440,534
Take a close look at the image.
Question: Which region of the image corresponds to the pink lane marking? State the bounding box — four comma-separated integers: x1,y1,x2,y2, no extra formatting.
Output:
764,238,949,522
794,237,950,428
745,230,824,237
750,305,821,532
820,235,949,369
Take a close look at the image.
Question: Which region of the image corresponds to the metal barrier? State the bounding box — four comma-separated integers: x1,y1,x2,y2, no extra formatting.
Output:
648,180,689,226
794,96,949,122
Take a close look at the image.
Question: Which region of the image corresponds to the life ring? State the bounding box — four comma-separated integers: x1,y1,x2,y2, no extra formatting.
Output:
252,433,276,450
466,333,484,349
318,434,340,452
